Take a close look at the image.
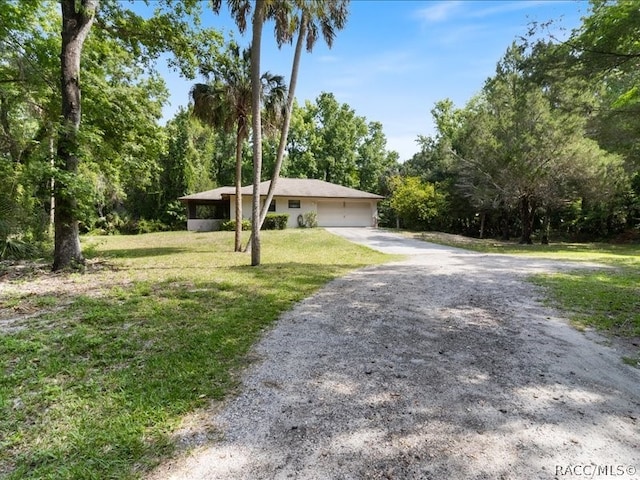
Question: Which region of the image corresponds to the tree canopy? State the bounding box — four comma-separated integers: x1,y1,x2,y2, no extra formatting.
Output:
0,0,222,265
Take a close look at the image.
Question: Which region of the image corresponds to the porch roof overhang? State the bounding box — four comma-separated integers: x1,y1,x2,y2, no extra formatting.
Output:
178,186,235,203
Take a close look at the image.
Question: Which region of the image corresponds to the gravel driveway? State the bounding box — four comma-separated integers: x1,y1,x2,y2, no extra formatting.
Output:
149,228,640,480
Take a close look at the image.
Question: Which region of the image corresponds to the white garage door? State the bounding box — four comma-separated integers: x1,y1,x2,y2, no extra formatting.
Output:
317,201,373,227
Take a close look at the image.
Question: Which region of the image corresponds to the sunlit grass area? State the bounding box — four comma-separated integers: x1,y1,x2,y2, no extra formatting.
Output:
0,229,395,479
531,269,640,336
408,230,640,339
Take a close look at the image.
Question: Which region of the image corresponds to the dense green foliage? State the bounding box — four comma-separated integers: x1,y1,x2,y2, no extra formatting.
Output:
219,214,290,231
0,1,390,259
283,93,399,192
302,210,318,228
262,213,289,230
387,176,443,230
220,218,252,231
0,0,223,260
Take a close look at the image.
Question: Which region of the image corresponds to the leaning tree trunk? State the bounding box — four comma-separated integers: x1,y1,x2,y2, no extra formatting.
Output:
53,0,98,271
258,13,306,228
250,2,265,266
244,12,305,251
234,124,244,252
242,14,307,251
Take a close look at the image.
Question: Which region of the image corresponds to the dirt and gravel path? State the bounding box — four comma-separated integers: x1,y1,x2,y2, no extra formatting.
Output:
149,228,639,480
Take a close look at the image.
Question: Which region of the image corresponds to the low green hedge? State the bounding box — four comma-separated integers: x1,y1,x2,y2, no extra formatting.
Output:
220,219,252,231
263,213,289,230
220,214,289,231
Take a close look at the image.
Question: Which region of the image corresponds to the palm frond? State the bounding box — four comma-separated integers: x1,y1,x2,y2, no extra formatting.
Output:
302,0,350,52
190,83,233,133
0,235,32,260
226,0,252,33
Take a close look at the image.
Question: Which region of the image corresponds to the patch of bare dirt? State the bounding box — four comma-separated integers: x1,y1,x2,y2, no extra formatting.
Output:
0,259,124,333
415,231,491,245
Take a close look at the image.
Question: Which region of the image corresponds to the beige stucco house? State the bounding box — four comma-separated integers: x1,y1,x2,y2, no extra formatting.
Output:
179,178,384,231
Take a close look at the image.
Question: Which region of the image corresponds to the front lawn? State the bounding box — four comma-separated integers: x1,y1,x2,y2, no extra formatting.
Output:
0,229,394,479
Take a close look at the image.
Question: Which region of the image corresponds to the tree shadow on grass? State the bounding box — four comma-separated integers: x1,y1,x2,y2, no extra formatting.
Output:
94,246,189,259
232,261,365,287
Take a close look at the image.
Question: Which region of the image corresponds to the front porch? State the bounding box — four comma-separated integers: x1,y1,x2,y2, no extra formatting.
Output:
184,198,230,232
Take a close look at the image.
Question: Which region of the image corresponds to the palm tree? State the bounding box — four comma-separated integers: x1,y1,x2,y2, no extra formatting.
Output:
211,0,294,265
190,44,286,252
258,0,350,229
211,0,349,265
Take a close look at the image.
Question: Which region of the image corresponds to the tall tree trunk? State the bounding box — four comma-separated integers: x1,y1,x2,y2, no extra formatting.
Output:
234,124,243,252
519,195,535,245
541,206,550,245
499,204,510,241
53,0,97,271
257,13,306,228
49,131,55,237
250,1,265,266
479,211,486,239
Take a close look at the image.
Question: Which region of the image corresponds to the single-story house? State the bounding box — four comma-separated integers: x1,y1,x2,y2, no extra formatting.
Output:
179,178,384,231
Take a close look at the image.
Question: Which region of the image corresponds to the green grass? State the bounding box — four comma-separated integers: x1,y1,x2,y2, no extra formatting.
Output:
530,268,640,337
0,229,395,479
408,230,640,338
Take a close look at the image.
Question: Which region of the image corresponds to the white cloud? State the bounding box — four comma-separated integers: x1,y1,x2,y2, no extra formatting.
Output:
469,1,559,19
415,1,463,23
415,0,563,25
360,50,417,75
435,23,492,47
317,48,422,95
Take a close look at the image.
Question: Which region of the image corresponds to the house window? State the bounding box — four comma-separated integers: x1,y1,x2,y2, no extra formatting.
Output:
267,200,276,212
288,199,301,209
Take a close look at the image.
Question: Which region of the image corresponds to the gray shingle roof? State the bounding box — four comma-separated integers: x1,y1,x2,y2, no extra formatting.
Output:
180,178,383,201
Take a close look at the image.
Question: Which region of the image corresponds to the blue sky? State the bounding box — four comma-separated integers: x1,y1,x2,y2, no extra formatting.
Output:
159,0,590,162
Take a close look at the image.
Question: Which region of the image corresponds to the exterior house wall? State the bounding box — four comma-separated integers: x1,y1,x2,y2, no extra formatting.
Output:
230,195,378,228
181,179,383,232
231,196,318,228
186,219,224,232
